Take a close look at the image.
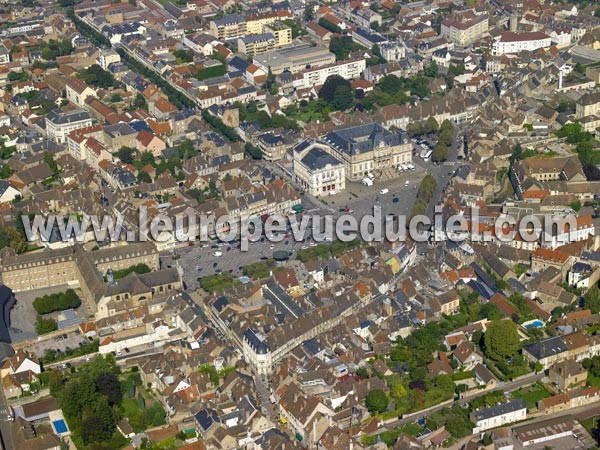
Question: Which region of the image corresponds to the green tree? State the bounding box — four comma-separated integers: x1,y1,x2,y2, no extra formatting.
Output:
244,142,263,160
0,227,27,253
304,3,315,21
318,17,342,34
319,75,353,107
425,60,439,78
432,142,449,162
425,116,439,133
78,64,119,88
44,151,59,174
116,147,136,164
329,36,354,61
484,320,521,361
379,75,404,93
35,316,58,334
584,283,600,313
365,389,389,414
81,396,116,444
332,85,354,110
139,151,155,166
95,372,122,406
137,171,151,184
133,93,147,109
110,93,122,103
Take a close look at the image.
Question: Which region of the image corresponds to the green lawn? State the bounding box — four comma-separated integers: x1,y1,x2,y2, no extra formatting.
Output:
402,423,423,437
511,383,551,409
121,397,140,417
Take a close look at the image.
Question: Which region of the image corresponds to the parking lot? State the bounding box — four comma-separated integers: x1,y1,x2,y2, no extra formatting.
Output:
329,167,425,219
24,330,90,360
10,285,92,343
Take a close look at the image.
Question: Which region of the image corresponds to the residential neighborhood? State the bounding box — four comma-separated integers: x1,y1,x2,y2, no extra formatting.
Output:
0,0,600,449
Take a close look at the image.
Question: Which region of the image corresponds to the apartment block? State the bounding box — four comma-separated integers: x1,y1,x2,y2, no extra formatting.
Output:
45,108,94,144
264,21,292,48
209,15,246,40
238,33,275,57
245,10,292,35
492,31,551,55
295,58,366,89
441,14,488,47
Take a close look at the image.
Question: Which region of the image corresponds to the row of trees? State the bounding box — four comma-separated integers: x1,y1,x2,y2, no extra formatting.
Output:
406,116,439,137
33,288,81,314
69,7,196,109
67,9,110,47
409,174,437,219
433,119,455,163
117,48,196,109
201,109,241,142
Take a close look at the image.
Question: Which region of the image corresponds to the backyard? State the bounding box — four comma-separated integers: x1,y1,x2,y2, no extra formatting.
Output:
511,383,551,410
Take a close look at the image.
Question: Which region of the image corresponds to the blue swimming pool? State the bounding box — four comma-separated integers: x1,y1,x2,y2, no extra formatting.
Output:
524,320,544,329
53,419,68,434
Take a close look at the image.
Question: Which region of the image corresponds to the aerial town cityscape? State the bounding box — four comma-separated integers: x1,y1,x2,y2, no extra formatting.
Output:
2,0,600,449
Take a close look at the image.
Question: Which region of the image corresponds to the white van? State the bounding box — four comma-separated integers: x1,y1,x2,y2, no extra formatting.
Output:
362,177,373,186
379,188,389,195
213,251,223,257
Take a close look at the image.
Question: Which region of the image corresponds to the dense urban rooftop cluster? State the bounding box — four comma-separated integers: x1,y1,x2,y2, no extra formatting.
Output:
1,0,600,449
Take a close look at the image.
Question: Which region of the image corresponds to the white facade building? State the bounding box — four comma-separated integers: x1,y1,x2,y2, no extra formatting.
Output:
97,48,121,71
45,109,94,144
380,42,406,62
242,329,272,380
293,58,366,89
293,139,346,197
472,400,527,432
492,32,551,55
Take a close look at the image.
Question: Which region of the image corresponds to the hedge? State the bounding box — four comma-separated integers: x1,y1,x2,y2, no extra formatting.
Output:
33,289,81,314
